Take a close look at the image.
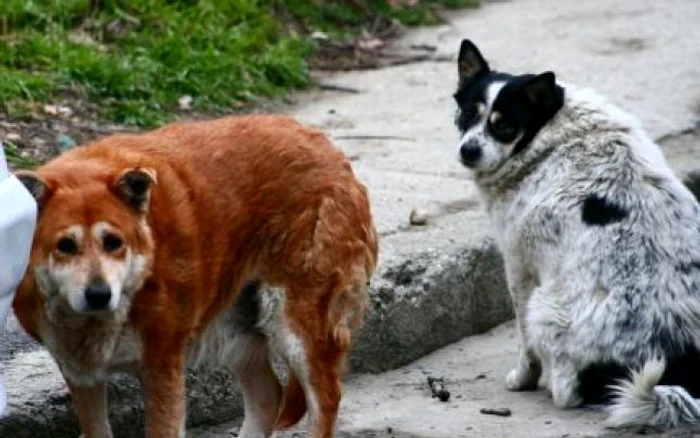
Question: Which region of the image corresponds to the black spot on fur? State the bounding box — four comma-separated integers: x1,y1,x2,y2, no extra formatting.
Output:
578,362,628,404
231,279,262,333
581,194,628,226
676,260,700,274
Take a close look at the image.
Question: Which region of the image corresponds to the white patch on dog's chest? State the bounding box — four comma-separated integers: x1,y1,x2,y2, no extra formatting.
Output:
108,327,143,372
41,322,143,385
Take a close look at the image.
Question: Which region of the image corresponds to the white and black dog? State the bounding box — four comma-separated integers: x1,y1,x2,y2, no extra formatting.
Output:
453,39,700,429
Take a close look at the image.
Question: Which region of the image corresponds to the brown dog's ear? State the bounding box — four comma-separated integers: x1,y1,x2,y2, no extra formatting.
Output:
15,170,52,207
114,168,157,213
458,39,490,83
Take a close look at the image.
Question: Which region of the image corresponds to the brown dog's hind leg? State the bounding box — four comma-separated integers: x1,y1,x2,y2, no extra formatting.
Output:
304,356,344,438
67,379,113,438
280,288,354,438
274,326,344,438
236,336,283,438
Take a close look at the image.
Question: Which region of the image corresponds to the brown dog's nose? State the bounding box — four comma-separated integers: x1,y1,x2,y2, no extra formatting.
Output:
84,282,112,310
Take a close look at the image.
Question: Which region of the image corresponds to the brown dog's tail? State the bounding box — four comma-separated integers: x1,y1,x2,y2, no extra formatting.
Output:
275,371,307,429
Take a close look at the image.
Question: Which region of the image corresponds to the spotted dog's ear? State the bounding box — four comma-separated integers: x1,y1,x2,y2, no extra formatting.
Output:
458,39,490,83
113,168,157,213
522,71,565,116
15,170,52,208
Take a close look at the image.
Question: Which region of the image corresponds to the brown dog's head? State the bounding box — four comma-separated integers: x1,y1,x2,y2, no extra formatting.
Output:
16,163,156,318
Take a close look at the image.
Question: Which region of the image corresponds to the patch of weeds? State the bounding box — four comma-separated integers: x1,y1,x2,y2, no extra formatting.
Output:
3,141,39,170
0,0,478,128
1,0,312,127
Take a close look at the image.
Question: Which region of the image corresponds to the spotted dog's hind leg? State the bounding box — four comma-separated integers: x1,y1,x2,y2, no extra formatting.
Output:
505,266,543,391
506,346,542,391
550,355,584,408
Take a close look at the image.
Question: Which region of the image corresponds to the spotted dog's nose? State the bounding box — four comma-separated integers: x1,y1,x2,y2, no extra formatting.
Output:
460,139,482,167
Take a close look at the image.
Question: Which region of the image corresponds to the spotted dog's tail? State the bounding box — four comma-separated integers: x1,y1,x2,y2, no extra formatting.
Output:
607,358,700,428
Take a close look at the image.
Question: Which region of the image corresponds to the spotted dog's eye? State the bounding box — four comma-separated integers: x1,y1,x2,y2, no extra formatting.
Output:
102,234,124,253
466,101,487,120
56,237,79,255
457,103,482,131
462,103,478,120
489,118,519,142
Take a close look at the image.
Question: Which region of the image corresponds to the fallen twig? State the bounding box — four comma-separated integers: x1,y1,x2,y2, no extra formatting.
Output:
378,53,453,66
409,43,437,52
480,408,512,417
317,83,362,94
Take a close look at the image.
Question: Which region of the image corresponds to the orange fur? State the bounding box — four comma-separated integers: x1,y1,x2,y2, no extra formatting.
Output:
275,372,307,429
13,114,378,438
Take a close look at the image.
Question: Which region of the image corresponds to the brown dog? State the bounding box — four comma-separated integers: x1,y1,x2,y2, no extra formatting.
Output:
12,114,378,438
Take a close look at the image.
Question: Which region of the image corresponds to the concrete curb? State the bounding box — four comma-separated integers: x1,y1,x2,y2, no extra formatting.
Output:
0,236,512,437
350,239,511,373
0,348,247,437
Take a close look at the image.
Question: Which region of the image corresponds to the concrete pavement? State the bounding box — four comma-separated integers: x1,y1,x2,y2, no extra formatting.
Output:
2,0,700,436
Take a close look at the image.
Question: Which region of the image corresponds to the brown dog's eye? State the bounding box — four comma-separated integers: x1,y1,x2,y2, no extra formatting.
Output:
56,237,79,255
102,234,124,253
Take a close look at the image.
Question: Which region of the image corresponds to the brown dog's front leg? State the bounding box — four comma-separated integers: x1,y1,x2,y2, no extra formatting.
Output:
66,379,113,438
141,353,187,438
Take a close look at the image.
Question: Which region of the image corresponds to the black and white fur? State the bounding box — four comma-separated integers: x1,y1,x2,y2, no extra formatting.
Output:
453,39,700,429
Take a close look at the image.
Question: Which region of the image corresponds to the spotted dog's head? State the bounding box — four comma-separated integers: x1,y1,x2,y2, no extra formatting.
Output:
16,165,156,318
454,39,565,172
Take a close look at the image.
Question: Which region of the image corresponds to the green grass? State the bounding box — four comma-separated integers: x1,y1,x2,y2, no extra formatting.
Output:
4,141,39,169
0,0,478,127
